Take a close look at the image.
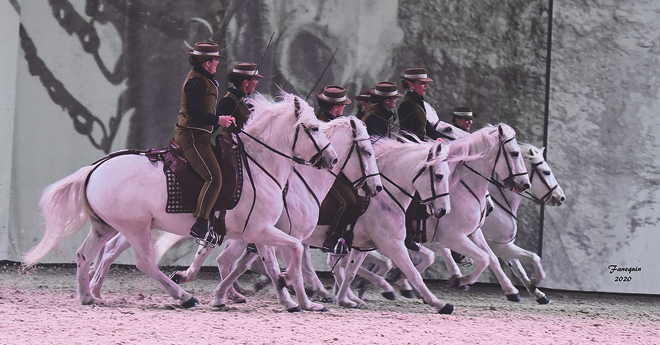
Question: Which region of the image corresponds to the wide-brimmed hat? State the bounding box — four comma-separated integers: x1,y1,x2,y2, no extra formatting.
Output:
228,62,263,78
317,85,352,105
370,81,403,98
187,42,223,58
400,68,433,82
450,106,477,119
355,89,372,102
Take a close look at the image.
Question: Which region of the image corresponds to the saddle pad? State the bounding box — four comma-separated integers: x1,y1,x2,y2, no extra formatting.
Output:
165,166,196,213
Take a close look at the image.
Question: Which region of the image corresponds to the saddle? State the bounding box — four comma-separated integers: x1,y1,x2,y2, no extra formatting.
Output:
164,135,242,213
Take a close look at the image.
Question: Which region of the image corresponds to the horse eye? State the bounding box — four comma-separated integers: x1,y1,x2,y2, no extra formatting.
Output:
310,127,319,132
364,151,372,157
543,171,551,176
510,151,519,158
444,127,452,132
435,173,444,180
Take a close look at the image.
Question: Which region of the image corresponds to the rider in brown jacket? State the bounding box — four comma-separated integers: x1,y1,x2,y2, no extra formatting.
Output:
174,42,235,246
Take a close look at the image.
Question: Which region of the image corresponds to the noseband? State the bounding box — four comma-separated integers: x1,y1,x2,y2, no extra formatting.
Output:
525,160,559,204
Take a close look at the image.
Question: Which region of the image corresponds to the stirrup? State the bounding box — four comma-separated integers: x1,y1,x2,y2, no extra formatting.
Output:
332,238,349,256
194,230,219,248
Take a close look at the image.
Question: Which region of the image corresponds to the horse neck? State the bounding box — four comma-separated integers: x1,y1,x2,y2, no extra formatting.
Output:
242,116,296,186
488,183,521,215
457,149,498,202
377,146,422,204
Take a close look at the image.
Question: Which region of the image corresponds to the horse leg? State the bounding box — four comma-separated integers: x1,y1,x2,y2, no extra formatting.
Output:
169,242,215,285
354,251,393,299
491,241,546,287
249,227,325,311
76,220,117,305
490,241,549,303
301,245,335,302
211,240,253,307
469,229,520,300
90,233,131,298
440,235,490,287
377,238,453,314
356,265,396,300
253,245,300,311
335,250,368,308
121,228,196,307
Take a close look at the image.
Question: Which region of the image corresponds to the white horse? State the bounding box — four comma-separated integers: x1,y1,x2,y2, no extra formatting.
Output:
316,135,470,314
433,121,565,302
85,116,382,310
24,92,338,310
163,136,457,314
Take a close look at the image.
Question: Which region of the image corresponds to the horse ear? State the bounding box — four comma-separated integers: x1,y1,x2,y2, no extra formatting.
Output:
541,147,546,156
498,124,504,137
529,148,535,156
436,143,442,156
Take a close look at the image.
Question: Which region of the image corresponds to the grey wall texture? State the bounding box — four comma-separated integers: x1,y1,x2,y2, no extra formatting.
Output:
4,0,655,293
544,0,660,293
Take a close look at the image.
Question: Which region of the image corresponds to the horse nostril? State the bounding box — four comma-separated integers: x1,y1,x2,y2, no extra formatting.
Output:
331,158,338,165
560,196,565,202
376,185,383,193
438,209,447,218
523,183,531,190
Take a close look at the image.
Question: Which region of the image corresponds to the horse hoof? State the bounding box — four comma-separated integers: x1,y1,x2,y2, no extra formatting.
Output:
287,306,302,313
319,307,329,312
381,292,397,301
506,293,522,302
351,305,360,309
438,303,455,315
536,296,551,305
458,284,469,291
169,272,182,284
400,290,414,299
181,297,199,309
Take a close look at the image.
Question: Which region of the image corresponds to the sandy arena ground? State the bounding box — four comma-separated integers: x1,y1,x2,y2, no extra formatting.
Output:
0,262,658,345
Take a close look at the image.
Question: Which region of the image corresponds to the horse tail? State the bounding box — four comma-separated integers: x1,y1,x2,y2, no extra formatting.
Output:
24,165,95,267
153,232,186,264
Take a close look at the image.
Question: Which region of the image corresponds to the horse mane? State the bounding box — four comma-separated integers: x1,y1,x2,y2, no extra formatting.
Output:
373,137,447,182
244,89,319,138
320,116,369,141
445,124,500,193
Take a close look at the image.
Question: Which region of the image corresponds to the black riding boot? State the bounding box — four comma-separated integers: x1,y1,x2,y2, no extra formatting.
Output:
190,217,220,247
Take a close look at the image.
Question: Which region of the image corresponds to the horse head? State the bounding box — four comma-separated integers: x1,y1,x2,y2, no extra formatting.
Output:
493,124,531,193
413,142,451,218
521,144,565,206
290,95,338,170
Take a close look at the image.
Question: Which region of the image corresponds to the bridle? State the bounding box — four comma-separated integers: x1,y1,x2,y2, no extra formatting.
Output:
330,119,379,191
524,159,559,205
462,132,528,192
381,145,449,214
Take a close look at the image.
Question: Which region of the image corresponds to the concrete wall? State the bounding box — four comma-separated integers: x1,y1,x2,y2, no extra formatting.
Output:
543,0,660,293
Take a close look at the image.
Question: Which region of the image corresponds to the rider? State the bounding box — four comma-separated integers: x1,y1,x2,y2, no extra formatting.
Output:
313,86,358,255
217,62,262,253
362,81,402,138
398,67,443,141
450,106,476,131
397,68,444,251
448,106,482,266
218,62,262,138
174,42,235,246
353,88,372,120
